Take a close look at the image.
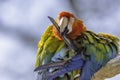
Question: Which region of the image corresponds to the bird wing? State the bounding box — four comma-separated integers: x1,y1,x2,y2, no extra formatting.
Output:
35,25,65,69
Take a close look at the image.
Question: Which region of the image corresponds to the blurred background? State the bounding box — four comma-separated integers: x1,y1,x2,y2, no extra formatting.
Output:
0,0,120,80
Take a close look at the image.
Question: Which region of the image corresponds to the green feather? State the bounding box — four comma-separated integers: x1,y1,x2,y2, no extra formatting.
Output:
72,30,119,73
35,25,65,68
35,24,119,80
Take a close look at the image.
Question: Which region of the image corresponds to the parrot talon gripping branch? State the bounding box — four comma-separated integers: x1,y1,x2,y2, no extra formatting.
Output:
34,11,119,80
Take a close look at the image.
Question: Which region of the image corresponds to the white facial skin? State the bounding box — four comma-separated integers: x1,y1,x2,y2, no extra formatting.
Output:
58,17,75,34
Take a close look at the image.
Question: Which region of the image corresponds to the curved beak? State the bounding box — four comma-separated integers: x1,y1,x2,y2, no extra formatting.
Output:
48,16,68,36
58,17,74,34
58,17,68,35
61,26,68,36
48,16,78,52
48,16,74,35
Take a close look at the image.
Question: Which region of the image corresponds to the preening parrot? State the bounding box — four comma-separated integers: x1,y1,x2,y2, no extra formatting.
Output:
34,11,120,80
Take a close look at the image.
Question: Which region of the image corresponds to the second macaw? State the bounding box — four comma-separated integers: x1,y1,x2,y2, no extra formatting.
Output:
34,11,119,80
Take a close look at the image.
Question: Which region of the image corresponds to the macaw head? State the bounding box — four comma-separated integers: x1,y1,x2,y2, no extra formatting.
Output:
53,11,86,40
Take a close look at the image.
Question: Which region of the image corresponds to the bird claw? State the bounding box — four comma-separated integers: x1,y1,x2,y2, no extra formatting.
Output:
34,54,83,80
45,54,84,80
34,61,66,72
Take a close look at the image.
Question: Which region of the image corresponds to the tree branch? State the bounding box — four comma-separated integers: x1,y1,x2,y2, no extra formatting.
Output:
92,54,120,80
